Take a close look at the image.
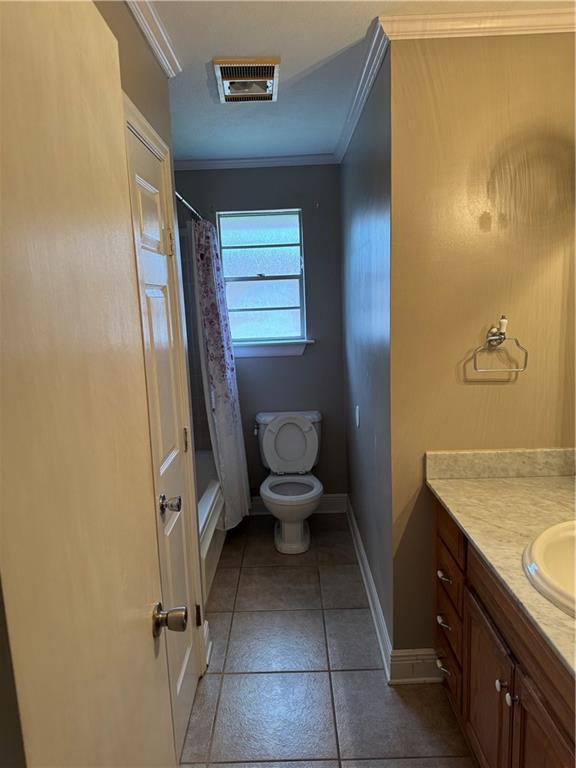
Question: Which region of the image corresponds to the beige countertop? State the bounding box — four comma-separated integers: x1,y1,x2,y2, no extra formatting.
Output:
426,470,575,674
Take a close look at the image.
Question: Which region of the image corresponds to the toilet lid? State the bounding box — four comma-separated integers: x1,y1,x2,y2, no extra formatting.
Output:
262,414,319,474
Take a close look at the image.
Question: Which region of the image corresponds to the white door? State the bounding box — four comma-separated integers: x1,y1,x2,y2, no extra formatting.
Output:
0,3,176,766
124,101,203,755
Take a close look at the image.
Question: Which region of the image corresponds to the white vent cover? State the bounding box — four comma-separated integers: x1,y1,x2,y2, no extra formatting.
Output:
213,57,280,103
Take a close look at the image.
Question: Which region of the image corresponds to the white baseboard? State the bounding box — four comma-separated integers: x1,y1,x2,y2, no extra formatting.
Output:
347,499,442,685
389,648,442,684
250,492,348,515
347,500,392,679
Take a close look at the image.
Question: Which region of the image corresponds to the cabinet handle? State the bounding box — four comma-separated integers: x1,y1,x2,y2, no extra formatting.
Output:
436,614,452,631
436,658,452,676
505,692,519,708
495,679,509,693
436,569,453,584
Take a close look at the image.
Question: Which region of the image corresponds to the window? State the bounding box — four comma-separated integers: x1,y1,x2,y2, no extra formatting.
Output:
217,209,308,349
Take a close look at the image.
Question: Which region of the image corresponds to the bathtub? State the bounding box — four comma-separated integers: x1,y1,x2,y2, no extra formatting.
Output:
195,450,225,602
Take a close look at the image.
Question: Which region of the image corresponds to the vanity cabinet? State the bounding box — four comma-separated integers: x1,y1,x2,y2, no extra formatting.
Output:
463,588,514,768
433,497,575,768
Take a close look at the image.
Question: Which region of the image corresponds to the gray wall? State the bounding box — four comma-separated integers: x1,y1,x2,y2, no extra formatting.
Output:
0,581,25,768
175,165,347,494
341,54,393,633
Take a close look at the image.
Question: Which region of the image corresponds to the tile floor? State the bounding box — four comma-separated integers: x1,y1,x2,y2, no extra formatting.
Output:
182,514,474,768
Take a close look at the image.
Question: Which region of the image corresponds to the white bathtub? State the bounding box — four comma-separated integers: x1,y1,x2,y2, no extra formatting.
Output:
195,450,221,536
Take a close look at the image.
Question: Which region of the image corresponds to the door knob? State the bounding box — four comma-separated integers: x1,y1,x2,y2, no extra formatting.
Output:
436,658,451,676
436,570,453,584
152,602,188,637
159,494,182,517
495,679,509,693
505,692,519,708
436,614,452,631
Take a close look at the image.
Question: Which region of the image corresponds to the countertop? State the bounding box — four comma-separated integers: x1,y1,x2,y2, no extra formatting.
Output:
427,474,575,673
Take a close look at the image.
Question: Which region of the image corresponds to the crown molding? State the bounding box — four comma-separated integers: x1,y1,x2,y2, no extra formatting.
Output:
126,1,182,78
379,8,576,40
174,154,338,171
334,19,390,163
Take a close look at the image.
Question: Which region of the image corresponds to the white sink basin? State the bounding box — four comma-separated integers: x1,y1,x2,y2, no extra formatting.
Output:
523,520,575,617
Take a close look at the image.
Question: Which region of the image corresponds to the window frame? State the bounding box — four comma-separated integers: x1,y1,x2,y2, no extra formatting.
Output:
216,208,308,346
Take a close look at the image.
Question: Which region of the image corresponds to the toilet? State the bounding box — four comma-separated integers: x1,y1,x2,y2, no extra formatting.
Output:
256,410,323,554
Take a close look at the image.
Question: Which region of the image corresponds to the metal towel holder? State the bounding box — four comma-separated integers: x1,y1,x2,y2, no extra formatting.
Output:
472,315,528,373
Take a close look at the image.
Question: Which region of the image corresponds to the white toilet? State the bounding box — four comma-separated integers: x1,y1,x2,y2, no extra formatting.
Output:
256,410,323,554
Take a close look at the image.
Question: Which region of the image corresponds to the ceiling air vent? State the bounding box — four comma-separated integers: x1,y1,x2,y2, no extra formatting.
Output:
213,57,280,103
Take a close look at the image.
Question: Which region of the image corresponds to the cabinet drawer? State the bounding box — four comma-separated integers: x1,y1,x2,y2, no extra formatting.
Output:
436,500,466,569
436,536,464,616
436,582,463,662
436,629,462,715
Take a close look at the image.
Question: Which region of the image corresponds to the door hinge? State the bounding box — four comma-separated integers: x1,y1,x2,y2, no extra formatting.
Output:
195,604,202,628
183,426,189,453
168,229,175,257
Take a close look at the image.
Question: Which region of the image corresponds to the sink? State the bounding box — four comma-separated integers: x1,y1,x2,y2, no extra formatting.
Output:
523,520,575,617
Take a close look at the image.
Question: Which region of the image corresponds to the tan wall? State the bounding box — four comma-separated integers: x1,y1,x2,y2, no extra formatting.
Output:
390,33,575,648
95,1,171,144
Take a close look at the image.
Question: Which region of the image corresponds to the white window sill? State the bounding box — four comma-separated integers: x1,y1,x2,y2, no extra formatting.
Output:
233,339,315,358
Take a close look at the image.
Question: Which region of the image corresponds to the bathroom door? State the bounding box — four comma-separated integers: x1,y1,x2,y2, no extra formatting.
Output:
124,99,204,756
1,3,176,765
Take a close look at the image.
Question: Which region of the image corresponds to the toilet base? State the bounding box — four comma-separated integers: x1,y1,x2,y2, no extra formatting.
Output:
274,518,310,554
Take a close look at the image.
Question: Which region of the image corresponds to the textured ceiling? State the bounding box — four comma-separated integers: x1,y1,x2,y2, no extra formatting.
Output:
157,0,573,163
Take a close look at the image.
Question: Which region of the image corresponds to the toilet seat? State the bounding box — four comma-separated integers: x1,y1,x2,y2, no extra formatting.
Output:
261,473,323,506
262,414,319,475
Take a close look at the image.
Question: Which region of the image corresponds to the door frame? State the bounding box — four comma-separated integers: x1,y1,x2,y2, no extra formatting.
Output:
123,95,207,687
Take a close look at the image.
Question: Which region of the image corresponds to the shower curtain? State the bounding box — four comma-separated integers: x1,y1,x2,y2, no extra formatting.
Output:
192,219,251,529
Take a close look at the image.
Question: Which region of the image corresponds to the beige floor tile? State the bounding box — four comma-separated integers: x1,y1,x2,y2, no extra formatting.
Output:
319,565,368,609
309,513,350,533
314,528,357,565
332,671,469,759
225,610,327,672
181,675,221,763
243,534,317,567
246,514,276,534
343,761,475,768
206,568,239,612
324,609,383,669
210,672,338,761
212,763,338,768
218,531,246,568
236,567,321,611
206,613,232,673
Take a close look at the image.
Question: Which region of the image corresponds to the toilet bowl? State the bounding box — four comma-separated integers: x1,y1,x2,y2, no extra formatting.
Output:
255,411,323,554
260,473,323,553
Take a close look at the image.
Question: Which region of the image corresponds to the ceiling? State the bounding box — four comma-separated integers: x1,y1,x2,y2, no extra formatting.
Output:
155,0,573,165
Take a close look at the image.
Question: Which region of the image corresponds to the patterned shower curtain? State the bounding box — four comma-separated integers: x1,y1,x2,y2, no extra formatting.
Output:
192,220,251,529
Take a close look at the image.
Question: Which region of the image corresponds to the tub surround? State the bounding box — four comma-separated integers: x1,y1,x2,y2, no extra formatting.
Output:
426,448,575,671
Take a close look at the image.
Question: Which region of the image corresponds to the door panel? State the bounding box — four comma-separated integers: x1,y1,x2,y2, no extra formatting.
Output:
511,669,574,768
125,113,200,755
464,588,514,768
0,3,175,765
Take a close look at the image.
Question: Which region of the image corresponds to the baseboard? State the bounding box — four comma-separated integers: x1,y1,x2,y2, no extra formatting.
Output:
389,648,442,684
250,492,348,515
347,498,442,685
346,500,392,680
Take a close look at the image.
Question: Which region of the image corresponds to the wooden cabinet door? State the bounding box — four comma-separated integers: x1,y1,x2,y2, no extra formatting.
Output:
463,589,514,768
511,668,574,768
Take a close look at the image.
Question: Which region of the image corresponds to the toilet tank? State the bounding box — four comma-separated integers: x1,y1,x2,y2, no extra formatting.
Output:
255,410,322,470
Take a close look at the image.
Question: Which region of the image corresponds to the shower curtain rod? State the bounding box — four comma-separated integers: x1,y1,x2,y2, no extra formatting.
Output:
175,190,204,221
